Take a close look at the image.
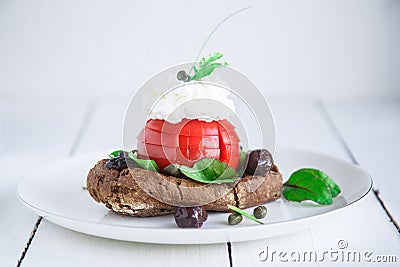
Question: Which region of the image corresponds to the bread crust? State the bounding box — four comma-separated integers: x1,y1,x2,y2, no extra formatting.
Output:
86,159,282,217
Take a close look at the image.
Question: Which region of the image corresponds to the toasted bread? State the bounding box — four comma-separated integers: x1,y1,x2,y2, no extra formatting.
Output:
87,159,282,217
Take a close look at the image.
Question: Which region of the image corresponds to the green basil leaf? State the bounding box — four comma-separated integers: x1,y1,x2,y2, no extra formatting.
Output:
109,150,123,158
283,168,341,205
179,165,210,181
227,204,264,224
128,151,160,172
179,158,239,184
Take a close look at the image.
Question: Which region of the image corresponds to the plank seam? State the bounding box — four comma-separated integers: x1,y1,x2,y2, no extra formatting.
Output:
373,189,400,232
16,217,42,267
316,100,359,165
15,102,96,267
227,242,233,267
68,102,96,156
317,100,400,233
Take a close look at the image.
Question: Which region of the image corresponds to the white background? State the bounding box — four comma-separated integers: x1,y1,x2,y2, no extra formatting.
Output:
1,0,399,102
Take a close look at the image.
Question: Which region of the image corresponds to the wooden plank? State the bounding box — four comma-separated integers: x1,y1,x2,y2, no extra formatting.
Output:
72,101,127,154
24,222,229,267
230,98,400,266
22,102,230,267
0,99,88,266
323,98,400,225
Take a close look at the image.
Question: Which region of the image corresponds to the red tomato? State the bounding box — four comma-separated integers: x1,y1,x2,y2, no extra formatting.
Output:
137,119,240,171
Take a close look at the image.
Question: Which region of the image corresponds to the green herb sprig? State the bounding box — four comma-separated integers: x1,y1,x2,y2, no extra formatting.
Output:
187,6,252,77
282,168,341,205
188,52,228,81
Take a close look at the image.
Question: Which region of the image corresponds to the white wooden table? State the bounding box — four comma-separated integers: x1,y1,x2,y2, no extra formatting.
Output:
1,97,399,267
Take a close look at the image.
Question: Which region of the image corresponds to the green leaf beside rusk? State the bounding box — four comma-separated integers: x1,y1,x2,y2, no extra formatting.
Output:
282,168,341,205
109,150,123,158
227,204,264,224
300,168,341,197
189,52,228,81
128,151,160,172
179,158,239,184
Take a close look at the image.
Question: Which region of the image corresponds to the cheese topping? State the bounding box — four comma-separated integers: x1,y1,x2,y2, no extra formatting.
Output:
146,82,236,123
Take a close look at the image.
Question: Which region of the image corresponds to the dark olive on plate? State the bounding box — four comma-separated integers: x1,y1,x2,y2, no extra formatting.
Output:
228,212,243,225
174,206,208,228
253,205,267,219
245,149,274,176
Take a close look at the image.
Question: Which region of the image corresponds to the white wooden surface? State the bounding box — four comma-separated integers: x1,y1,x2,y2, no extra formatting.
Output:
0,100,89,266
324,98,400,224
1,98,398,266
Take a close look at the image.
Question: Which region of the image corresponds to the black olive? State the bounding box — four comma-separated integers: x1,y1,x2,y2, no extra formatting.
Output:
174,206,208,228
105,157,127,171
245,149,274,176
105,151,140,171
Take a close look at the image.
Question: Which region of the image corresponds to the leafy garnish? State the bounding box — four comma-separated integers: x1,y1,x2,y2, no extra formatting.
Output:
282,168,341,205
227,204,264,224
189,52,228,81
128,151,160,172
109,150,123,158
302,168,341,197
178,158,239,184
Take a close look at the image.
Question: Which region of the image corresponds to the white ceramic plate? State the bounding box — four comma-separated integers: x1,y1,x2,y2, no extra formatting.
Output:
17,147,372,244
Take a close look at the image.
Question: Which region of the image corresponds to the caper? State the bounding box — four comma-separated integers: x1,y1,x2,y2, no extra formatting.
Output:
177,70,189,82
228,212,243,225
253,205,267,219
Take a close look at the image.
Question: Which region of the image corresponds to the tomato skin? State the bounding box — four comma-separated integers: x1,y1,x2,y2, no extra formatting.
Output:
138,128,180,147
137,119,240,170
